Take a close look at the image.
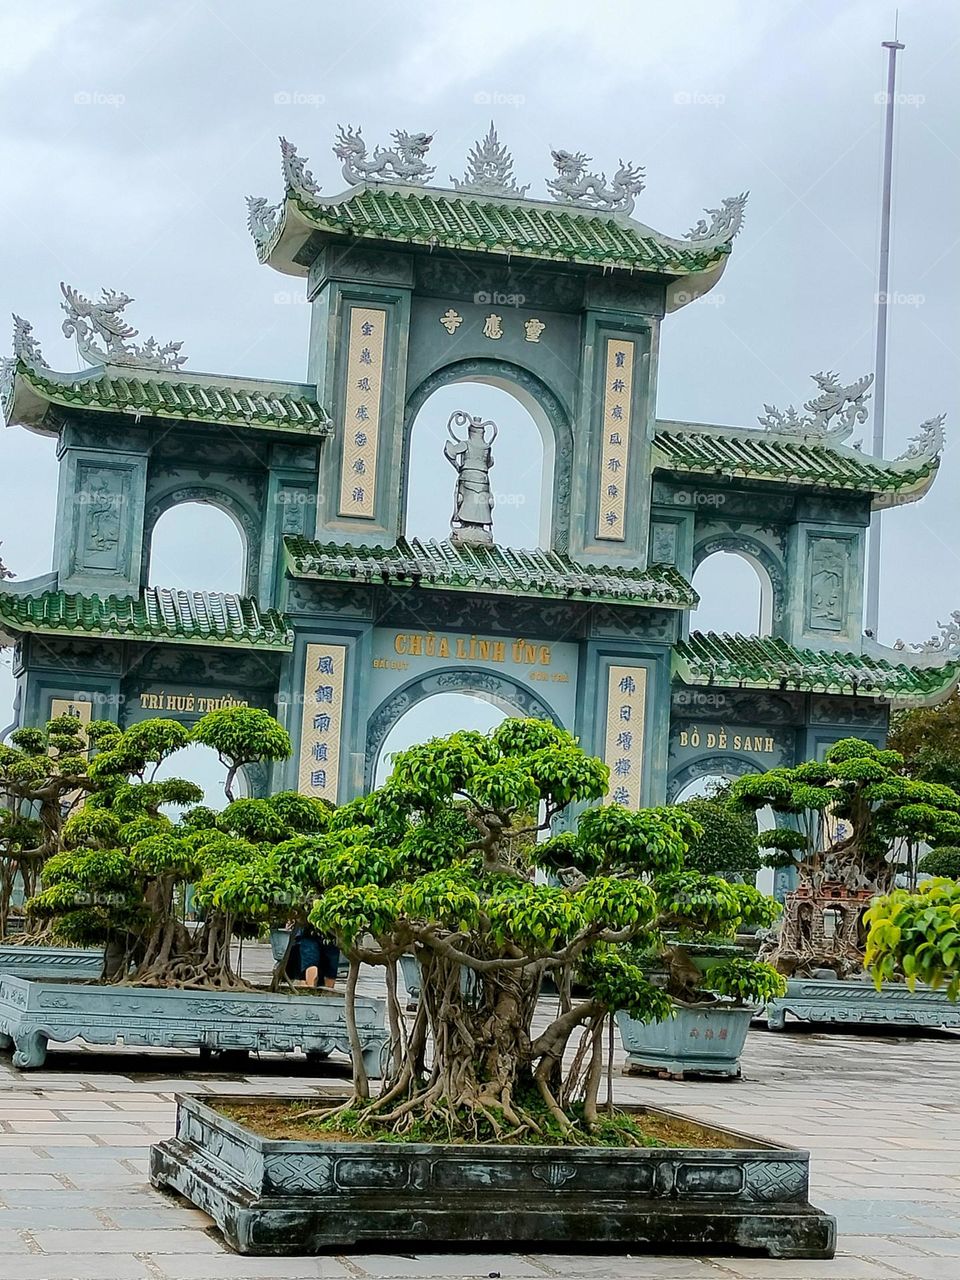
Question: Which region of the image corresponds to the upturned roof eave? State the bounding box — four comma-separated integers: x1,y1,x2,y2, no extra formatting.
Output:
0,587,295,652
282,537,697,611
652,419,940,504
259,189,732,284
3,361,331,439
671,632,960,704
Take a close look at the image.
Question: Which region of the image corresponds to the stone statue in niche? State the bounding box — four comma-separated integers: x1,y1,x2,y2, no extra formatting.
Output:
444,411,496,545
809,539,846,631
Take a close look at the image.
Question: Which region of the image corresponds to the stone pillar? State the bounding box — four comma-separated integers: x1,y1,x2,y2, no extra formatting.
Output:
784,499,870,650
307,247,414,547
52,424,150,598
568,309,658,568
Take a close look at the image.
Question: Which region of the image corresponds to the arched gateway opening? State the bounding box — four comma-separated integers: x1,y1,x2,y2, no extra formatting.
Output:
147,501,245,595
403,360,572,552
365,669,561,792
374,693,507,786
406,382,545,549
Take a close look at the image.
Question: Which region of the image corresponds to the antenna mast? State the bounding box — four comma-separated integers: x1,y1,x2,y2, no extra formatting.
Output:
865,20,905,638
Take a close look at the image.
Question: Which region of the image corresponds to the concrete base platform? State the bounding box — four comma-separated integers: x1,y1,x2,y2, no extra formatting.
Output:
150,1093,836,1258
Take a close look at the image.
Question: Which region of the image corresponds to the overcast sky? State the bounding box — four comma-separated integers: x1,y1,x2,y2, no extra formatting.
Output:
1,0,958,743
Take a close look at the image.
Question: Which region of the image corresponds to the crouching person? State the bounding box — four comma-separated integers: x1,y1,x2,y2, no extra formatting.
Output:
290,922,340,990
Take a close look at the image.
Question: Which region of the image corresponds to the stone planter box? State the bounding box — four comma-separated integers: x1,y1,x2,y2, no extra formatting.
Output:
766,978,960,1030
617,1002,755,1079
0,974,389,1073
397,952,475,1003
150,1092,835,1257
0,944,103,981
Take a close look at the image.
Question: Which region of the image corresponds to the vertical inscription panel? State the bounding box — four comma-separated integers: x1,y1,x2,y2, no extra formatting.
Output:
596,339,635,541
604,665,647,808
298,643,348,804
338,306,387,519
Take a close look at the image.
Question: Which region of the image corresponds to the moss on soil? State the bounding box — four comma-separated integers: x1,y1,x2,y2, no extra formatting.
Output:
215,1096,753,1150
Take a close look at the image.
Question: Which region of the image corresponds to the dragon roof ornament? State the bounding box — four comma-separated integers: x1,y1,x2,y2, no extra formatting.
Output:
757,370,874,443
2,315,49,410
684,192,749,242
60,284,186,371
280,137,321,201
334,125,435,186
12,314,48,367
546,148,645,214
909,610,960,656
452,122,529,198
245,196,283,251
898,413,946,462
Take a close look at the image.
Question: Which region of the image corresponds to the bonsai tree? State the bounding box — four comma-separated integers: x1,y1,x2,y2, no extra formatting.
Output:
677,792,761,882
729,738,960,976
207,719,784,1145
27,707,330,987
0,714,111,939
731,738,960,896
865,878,960,1000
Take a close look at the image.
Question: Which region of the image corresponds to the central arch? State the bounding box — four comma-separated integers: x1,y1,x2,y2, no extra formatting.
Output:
403,359,574,553
364,667,562,791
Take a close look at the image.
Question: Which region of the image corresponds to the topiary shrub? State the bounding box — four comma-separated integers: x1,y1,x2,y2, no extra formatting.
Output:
917,847,960,880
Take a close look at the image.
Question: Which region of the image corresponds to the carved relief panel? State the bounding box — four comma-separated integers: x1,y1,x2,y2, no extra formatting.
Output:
806,536,848,633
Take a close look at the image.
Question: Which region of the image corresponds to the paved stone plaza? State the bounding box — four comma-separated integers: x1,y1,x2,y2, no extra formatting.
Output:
0,957,958,1280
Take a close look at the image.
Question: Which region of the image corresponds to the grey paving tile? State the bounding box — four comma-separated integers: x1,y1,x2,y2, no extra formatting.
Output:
0,1258,157,1280
152,1255,354,1278
33,1226,224,1253
706,1257,905,1278
342,1257,547,1278
0,1205,104,1228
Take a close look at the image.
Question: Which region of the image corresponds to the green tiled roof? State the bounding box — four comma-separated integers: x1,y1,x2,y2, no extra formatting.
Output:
653,423,938,503
674,631,959,703
0,588,293,650
277,187,729,276
9,363,330,436
284,536,696,609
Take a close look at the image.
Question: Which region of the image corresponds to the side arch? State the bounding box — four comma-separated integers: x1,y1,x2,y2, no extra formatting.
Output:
364,666,562,791
693,534,786,634
142,483,262,596
667,752,766,802
402,358,574,553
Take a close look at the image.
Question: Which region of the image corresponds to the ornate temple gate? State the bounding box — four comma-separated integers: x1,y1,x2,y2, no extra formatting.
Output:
1,123,954,809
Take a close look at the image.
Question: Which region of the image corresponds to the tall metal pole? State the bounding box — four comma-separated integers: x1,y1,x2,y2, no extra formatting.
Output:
865,31,905,638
